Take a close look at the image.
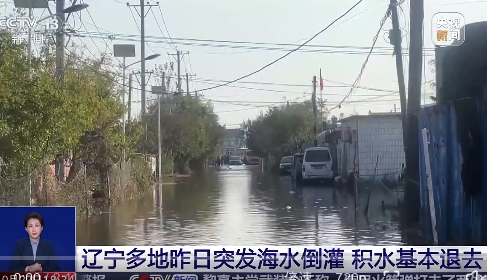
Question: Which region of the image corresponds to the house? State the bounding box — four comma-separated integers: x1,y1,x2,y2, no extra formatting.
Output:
223,128,246,156
337,113,405,181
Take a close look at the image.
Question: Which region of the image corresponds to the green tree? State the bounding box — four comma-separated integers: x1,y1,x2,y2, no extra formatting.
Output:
0,29,130,190
244,100,324,169
0,31,95,172
142,95,224,174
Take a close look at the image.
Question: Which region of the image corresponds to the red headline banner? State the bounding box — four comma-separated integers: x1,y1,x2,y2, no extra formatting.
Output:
0,272,75,280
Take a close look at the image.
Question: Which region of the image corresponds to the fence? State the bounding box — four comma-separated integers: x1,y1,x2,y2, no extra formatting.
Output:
0,155,152,215
418,101,487,245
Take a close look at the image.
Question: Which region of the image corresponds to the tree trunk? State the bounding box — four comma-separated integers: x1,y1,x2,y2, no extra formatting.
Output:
189,158,205,172
66,153,79,182
176,158,190,174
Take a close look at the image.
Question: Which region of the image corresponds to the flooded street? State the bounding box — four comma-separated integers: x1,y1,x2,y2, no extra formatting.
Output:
77,166,416,246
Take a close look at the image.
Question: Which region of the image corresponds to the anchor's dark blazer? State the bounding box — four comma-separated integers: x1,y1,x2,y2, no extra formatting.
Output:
9,238,59,272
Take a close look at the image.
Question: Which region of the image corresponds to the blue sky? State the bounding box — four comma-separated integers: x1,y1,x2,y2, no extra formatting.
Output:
1,0,486,127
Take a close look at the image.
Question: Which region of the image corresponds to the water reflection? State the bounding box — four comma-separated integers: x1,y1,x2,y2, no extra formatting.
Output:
77,166,413,246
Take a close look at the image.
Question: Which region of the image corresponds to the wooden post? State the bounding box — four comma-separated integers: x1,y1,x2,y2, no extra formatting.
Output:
404,0,424,225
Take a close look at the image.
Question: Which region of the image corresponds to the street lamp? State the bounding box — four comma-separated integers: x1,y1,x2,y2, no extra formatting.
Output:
114,43,160,161
63,3,89,21
14,0,88,69
127,54,161,68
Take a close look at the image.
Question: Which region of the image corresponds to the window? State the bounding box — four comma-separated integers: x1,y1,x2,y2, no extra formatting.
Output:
280,157,292,163
305,150,331,162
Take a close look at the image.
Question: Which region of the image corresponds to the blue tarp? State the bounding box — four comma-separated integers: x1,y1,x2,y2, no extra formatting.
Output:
418,102,487,244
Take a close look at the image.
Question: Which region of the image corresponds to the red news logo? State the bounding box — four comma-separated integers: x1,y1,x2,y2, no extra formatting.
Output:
129,275,164,280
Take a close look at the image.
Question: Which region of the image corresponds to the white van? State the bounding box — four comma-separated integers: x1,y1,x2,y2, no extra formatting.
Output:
302,147,333,182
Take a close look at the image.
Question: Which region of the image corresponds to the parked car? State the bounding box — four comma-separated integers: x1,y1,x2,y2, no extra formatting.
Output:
229,156,243,165
244,150,260,165
279,156,293,175
302,146,333,183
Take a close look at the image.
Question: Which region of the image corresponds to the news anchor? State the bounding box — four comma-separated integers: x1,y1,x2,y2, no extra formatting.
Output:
9,212,60,272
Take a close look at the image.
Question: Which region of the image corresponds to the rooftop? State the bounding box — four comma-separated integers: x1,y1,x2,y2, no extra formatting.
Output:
340,112,401,123
224,128,244,139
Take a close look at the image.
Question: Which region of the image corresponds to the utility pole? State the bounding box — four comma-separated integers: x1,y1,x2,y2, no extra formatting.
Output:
185,73,196,96
169,51,189,95
158,72,164,185
177,51,181,94
319,69,324,133
186,73,190,96
127,0,159,115
312,76,318,146
139,0,146,115
55,0,65,83
130,70,154,142
404,0,424,225
390,0,408,149
27,3,32,69
128,73,133,122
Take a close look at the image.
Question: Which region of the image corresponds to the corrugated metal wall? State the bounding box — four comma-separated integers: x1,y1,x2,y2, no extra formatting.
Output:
418,103,487,245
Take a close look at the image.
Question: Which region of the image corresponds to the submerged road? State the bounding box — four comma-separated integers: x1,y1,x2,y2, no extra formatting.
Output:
76,165,417,245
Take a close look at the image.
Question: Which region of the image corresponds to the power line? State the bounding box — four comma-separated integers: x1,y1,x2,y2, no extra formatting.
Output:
186,54,197,92
194,79,413,96
331,7,391,110
82,3,112,55
75,30,436,55
213,96,307,113
193,78,406,94
150,8,176,50
74,32,435,59
211,96,421,114
127,5,158,54
439,0,487,5
176,0,374,94
63,34,436,103
78,1,122,70
62,44,434,116
157,5,176,50
73,30,437,51
75,19,430,56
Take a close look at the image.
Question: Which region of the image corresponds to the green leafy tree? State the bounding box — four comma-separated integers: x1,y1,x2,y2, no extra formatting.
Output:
0,29,131,191
244,100,325,169
143,95,224,174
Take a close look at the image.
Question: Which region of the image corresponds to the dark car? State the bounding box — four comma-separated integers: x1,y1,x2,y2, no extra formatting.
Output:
279,156,293,175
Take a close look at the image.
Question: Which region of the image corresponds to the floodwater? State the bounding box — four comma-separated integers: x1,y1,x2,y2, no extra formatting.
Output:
76,166,418,246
